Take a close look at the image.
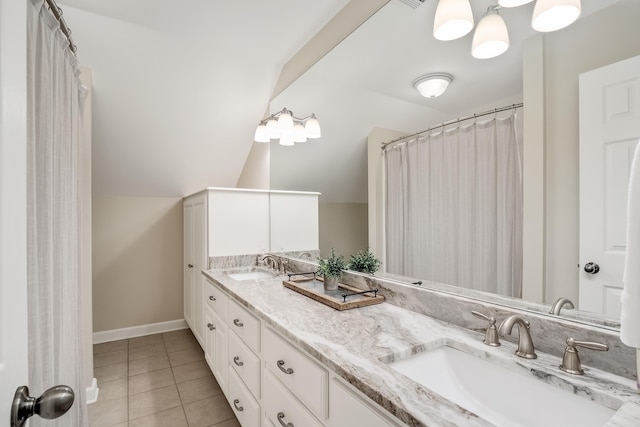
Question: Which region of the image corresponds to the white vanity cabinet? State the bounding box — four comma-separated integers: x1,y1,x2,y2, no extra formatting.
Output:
269,191,319,253
328,376,399,427
184,187,320,348
202,278,405,427
204,280,229,393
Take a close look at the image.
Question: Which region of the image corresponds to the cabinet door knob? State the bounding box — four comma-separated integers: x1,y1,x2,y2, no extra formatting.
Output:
233,356,244,366
209,296,216,301
233,319,244,327
233,399,244,412
207,323,215,331
187,264,194,268
277,360,294,375
277,412,294,427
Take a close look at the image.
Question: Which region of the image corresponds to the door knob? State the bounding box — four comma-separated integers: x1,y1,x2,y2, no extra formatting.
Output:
584,262,600,274
11,385,74,427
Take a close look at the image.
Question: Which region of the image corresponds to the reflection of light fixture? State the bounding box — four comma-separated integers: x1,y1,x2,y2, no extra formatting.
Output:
532,0,581,32
433,0,582,59
472,6,509,59
254,108,321,145
413,73,453,98
433,0,474,41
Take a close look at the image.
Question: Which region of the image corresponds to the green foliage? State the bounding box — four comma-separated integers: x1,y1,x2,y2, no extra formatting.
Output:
317,248,348,278
348,248,381,274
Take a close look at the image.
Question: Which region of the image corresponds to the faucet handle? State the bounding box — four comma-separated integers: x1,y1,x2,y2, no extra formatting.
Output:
471,311,501,347
560,337,609,375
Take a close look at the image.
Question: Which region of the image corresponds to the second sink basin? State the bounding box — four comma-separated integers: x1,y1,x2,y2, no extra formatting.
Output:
226,269,277,281
387,344,616,427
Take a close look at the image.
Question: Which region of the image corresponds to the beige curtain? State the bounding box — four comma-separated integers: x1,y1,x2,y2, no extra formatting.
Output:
384,114,523,297
27,0,87,425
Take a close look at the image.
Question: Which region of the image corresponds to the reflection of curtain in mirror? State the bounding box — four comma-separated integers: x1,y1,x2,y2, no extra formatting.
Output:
384,115,522,297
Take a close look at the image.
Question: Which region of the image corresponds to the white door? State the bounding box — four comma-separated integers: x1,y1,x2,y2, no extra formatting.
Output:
579,54,640,315
0,0,29,421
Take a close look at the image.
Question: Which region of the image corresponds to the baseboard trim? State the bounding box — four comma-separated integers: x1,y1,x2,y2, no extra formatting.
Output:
86,377,99,405
93,319,188,344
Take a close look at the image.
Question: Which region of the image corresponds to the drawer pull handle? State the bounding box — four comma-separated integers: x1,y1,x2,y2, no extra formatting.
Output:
277,412,294,427
209,295,216,301
233,399,243,412
233,319,244,327
207,323,215,331
277,360,294,375
233,356,244,367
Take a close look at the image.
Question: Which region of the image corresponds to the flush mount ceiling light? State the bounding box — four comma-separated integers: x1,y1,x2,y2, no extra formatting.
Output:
472,6,509,59
413,73,453,98
254,108,321,145
433,0,582,59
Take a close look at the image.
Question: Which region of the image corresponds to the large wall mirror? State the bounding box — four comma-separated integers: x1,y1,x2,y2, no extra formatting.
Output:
269,0,640,330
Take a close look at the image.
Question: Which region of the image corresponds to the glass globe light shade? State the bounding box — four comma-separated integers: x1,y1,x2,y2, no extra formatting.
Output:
279,134,295,146
472,11,509,59
532,0,581,32
498,0,534,7
266,119,279,139
254,124,270,142
433,0,474,41
277,109,294,132
413,74,453,98
304,115,321,138
293,124,307,143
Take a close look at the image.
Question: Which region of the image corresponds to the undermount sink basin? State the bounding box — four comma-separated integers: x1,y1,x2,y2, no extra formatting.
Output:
226,270,276,281
388,345,616,427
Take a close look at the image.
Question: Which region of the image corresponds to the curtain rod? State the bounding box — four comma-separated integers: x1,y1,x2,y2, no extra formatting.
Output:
44,0,77,54
381,102,523,150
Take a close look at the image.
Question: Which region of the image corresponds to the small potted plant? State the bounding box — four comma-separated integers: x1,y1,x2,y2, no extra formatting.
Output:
348,248,381,275
317,248,347,291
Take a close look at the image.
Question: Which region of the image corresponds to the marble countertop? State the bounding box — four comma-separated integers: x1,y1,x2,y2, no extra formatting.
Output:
203,266,640,427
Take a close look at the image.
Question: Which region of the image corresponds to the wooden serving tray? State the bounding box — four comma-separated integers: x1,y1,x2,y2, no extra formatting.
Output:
282,277,384,311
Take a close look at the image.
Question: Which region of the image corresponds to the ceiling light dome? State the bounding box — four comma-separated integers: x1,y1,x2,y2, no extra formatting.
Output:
532,0,581,32
433,0,474,41
472,7,509,59
413,73,453,98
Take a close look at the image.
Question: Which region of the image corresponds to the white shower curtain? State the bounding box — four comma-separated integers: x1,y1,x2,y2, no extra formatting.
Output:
385,115,523,297
27,0,87,425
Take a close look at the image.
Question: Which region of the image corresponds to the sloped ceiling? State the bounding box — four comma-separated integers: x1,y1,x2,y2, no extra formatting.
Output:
270,0,618,203
59,0,349,197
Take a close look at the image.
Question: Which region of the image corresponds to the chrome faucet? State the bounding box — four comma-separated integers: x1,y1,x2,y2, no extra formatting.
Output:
549,297,575,315
471,311,501,347
498,315,537,359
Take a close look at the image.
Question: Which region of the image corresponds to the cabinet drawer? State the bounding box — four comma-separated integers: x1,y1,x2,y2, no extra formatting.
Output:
228,299,260,353
227,367,261,427
228,328,260,399
263,369,323,427
329,376,397,427
205,279,228,323
263,327,327,420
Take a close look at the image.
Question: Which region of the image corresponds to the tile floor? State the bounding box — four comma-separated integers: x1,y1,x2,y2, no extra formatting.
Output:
90,329,240,427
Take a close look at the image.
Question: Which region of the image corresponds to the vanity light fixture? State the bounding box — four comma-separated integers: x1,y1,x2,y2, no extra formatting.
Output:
472,6,509,59
254,108,321,145
433,0,582,59
413,73,453,98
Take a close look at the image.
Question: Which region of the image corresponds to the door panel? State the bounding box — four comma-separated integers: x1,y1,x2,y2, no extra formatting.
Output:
0,0,29,421
579,54,640,315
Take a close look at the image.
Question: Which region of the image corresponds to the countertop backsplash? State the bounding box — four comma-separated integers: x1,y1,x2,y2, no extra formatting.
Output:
280,256,637,381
